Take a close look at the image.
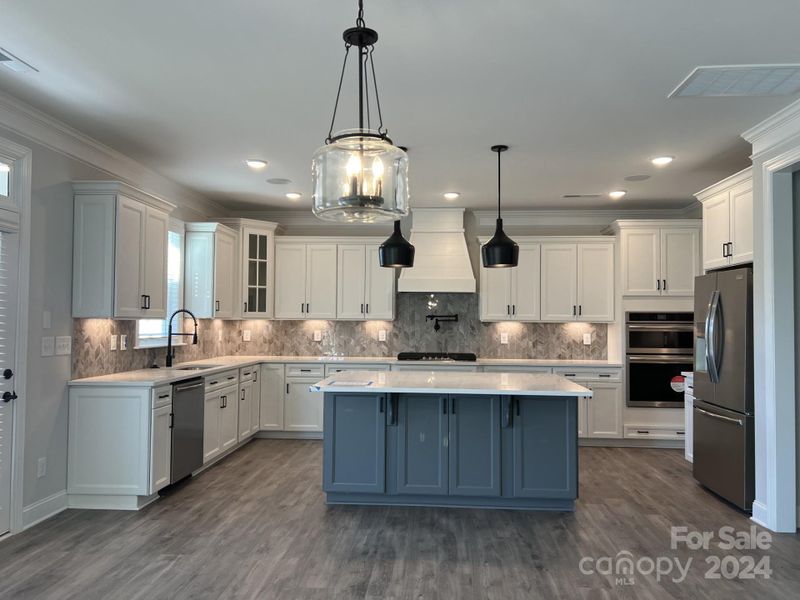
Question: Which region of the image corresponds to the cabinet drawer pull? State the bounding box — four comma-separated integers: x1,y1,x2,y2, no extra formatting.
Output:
365,303,369,313
227,376,236,380
572,305,576,316
578,305,582,316
379,396,384,413
451,397,456,414
286,383,290,394
244,302,248,312
300,303,304,314
657,279,661,290
636,429,649,434
216,300,220,311
599,374,611,378
512,304,516,315
442,397,447,414
663,279,667,291
361,303,364,314
141,295,148,310
158,393,170,399
306,303,310,313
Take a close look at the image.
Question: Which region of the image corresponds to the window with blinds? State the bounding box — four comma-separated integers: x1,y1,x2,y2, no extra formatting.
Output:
137,229,184,346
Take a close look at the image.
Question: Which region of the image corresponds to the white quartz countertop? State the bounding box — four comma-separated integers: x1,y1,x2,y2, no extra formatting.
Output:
310,370,593,397
69,355,621,387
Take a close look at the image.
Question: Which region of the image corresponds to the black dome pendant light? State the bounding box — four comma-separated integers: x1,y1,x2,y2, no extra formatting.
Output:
379,220,415,268
481,144,519,268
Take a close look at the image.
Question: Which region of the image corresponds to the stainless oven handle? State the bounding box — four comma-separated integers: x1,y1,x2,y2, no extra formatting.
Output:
626,324,694,332
706,290,721,383
627,355,693,363
695,407,742,427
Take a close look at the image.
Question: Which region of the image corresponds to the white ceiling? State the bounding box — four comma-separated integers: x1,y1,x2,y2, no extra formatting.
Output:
0,0,798,212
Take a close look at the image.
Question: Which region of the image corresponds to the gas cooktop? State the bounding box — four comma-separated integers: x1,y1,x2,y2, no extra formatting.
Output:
396,352,477,362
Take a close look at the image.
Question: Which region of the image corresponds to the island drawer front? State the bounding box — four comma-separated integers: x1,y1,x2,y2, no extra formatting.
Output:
152,386,172,409
286,364,325,379
205,370,239,392
553,368,622,382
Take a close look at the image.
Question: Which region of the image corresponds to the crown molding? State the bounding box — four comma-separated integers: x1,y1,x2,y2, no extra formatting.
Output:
234,210,391,230
472,204,699,228
694,166,752,201
0,89,226,219
742,96,800,157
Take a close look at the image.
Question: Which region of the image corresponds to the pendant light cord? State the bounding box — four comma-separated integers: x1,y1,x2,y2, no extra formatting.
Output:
357,0,365,27
496,149,502,220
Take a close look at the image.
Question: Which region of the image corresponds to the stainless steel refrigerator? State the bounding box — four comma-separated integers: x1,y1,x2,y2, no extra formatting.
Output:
693,267,754,510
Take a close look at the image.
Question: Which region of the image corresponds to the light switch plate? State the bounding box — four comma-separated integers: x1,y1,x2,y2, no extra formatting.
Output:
313,330,322,342
243,330,252,342
110,335,117,351
55,336,72,355
500,332,509,345
583,333,592,346
378,329,387,342
120,334,128,350
41,336,54,357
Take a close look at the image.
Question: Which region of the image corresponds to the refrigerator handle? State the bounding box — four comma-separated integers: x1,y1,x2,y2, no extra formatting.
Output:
706,290,721,383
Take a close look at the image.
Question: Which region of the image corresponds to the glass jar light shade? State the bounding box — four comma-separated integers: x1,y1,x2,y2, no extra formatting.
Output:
312,130,409,223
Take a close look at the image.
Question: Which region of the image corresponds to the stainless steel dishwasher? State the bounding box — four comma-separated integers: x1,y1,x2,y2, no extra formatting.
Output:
171,378,205,484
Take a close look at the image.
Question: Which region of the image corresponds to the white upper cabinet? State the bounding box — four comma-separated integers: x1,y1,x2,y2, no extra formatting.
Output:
275,241,337,319
541,242,614,322
696,169,753,271
276,237,393,321
480,239,612,323
184,223,238,319
73,181,174,319
337,244,396,320
576,243,615,321
479,243,540,322
217,218,279,318
614,221,701,297
541,244,578,321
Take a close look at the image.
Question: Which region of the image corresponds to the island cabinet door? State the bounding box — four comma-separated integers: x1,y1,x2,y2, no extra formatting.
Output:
448,395,501,497
323,393,386,494
396,395,449,495
512,397,578,499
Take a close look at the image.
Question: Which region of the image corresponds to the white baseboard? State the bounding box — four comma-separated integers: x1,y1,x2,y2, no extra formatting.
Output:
751,500,769,528
22,490,68,530
256,431,323,440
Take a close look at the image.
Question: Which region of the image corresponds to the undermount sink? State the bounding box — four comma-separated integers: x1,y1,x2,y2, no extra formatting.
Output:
174,364,221,371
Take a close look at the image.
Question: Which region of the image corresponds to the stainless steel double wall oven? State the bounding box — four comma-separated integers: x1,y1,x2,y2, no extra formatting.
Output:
625,312,694,408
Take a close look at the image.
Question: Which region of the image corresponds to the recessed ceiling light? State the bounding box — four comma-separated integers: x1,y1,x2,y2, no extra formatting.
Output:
285,192,302,200
245,159,268,170
443,192,460,200
624,174,650,182
0,163,9,173
267,177,291,185
609,190,627,200
651,156,674,166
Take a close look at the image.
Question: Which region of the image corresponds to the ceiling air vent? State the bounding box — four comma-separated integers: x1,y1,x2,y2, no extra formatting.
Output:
0,48,37,73
670,65,800,98
562,194,601,198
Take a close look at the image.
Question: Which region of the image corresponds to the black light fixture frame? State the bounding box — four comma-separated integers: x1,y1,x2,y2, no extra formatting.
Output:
325,0,391,145
481,144,519,268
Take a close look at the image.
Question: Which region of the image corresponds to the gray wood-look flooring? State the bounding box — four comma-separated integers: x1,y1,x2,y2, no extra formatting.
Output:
0,440,798,599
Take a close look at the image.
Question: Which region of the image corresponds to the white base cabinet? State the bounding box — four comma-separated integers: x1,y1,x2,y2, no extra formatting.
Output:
68,385,175,508
554,368,623,439
203,370,240,463
284,364,325,432
260,364,285,430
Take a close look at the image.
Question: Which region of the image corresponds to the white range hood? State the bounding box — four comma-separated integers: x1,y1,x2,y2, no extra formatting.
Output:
398,208,476,293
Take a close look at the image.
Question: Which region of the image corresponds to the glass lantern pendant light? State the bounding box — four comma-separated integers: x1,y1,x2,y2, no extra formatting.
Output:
481,145,519,268
311,0,409,223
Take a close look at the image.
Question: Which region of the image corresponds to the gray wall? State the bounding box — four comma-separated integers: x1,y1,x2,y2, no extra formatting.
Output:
794,170,800,516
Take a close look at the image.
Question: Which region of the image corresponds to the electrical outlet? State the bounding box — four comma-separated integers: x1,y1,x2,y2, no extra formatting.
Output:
378,329,387,342
41,336,54,357
37,457,46,478
243,330,252,342
218,330,223,342
55,336,72,355
110,335,117,351
120,334,128,350
500,332,509,345
583,333,592,346
313,330,322,342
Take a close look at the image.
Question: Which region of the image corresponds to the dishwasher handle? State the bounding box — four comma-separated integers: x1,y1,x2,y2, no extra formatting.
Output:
174,380,204,392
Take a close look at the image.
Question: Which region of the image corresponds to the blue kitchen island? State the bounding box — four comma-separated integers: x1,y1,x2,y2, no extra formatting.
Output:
311,370,592,511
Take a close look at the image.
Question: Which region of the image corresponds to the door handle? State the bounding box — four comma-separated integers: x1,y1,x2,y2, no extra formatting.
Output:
2,369,12,380
141,295,148,309
2,391,17,402
572,305,576,316
361,303,364,314
663,279,667,291
286,383,290,394
365,303,369,314
507,305,510,315
512,304,516,315
442,397,447,414
216,300,220,311
244,302,248,313
300,303,304,314
705,290,721,383
451,397,456,414
578,305,582,316
656,280,661,291
696,407,742,427
306,303,310,313
379,396,384,413
169,413,174,429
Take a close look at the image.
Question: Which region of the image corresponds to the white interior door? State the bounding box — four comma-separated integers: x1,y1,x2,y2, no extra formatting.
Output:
0,230,19,535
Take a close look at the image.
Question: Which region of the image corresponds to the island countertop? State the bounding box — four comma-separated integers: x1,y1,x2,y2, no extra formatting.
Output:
310,370,592,397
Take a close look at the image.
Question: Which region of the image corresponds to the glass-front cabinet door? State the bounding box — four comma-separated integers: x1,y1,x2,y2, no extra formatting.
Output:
242,226,273,317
